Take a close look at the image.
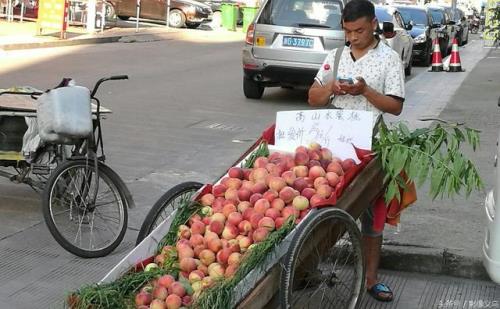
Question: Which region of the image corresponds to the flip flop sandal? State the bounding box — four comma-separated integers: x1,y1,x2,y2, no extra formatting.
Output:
368,282,393,302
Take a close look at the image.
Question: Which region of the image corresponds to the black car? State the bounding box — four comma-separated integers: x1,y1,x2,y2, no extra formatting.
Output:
426,5,457,56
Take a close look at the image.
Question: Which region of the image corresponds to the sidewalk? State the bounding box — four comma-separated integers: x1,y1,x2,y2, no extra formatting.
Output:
0,19,245,50
382,42,500,281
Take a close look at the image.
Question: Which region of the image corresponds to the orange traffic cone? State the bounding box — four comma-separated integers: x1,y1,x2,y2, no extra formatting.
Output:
430,38,443,72
448,37,463,72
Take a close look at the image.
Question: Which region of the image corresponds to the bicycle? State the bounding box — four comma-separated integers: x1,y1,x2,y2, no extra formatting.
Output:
0,75,134,258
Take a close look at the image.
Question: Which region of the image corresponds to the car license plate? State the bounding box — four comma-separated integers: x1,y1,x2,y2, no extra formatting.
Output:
282,36,314,49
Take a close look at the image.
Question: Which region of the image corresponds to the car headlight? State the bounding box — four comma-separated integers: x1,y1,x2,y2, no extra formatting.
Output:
413,33,426,44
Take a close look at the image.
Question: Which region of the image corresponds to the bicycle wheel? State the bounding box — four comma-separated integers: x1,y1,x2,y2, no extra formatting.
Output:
280,208,365,309
42,159,129,258
136,181,203,245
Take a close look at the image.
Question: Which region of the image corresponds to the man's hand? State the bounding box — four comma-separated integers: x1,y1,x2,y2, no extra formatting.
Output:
339,77,367,96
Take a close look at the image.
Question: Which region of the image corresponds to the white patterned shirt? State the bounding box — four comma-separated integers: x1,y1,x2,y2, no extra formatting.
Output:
314,40,405,126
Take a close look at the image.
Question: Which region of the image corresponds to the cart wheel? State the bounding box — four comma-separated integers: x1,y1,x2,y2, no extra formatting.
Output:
42,159,129,258
136,181,203,245
280,208,365,309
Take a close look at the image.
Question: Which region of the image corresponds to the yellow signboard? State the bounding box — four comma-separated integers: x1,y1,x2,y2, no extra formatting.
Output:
36,0,68,38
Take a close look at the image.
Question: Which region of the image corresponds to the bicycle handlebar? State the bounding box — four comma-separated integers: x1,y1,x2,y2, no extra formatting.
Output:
91,75,129,98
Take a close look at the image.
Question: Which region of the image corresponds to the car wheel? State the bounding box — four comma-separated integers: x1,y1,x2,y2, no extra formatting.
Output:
243,77,264,99
169,9,186,28
405,58,412,76
104,3,115,19
186,22,200,29
212,10,222,28
117,15,130,20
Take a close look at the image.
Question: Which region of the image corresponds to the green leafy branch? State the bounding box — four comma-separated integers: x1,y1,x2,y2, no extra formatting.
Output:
373,120,483,203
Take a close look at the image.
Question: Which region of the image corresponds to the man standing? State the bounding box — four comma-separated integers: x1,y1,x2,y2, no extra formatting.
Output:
308,0,405,302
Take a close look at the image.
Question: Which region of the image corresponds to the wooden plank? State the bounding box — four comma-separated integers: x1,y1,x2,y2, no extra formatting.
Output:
0,94,37,111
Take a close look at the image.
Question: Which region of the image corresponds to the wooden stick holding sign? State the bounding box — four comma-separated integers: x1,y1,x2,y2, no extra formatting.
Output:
135,0,140,32
274,109,374,163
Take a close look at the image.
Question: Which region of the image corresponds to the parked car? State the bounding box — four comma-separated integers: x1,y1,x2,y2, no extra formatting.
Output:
109,0,212,28
198,0,244,26
374,5,414,76
442,6,469,45
242,0,346,99
426,5,456,55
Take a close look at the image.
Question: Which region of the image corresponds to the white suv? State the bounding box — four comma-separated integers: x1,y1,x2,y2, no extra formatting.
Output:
242,0,346,99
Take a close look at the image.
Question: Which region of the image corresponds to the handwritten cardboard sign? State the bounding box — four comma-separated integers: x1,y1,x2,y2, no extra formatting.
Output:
274,109,374,162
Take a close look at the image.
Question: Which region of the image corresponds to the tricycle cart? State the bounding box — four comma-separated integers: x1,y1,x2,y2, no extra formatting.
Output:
0,76,134,258
100,125,385,308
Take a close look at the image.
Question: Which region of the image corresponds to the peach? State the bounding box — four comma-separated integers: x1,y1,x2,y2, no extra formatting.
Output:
242,208,255,221
227,212,243,226
199,249,216,266
154,254,165,266
193,244,206,257
228,167,244,179
250,212,264,229
263,189,279,202
308,149,321,161
178,246,194,260
222,224,239,240
320,147,333,160
268,151,282,163
224,188,239,202
208,263,225,280
200,193,215,206
294,151,310,166
292,195,309,211
241,180,254,191
284,155,296,170
301,188,316,200
316,185,333,199
189,214,202,225
253,156,269,169
209,220,224,235
341,158,356,172
295,145,308,153
309,165,326,180
158,274,175,289
238,236,252,252
314,176,329,189
212,197,225,212
216,247,232,265
279,186,298,203
227,239,240,253
266,163,282,176
292,177,309,193
308,159,321,169
152,287,168,301
212,184,227,197
222,203,237,218
253,227,270,242
179,257,197,273
310,194,325,208
238,220,252,235
242,168,252,180
191,281,203,293
281,170,296,186
326,172,340,187
327,161,344,175
293,165,309,177
150,299,167,309
197,263,209,276
189,234,205,247
258,217,276,231
254,198,271,214
178,225,191,239
182,295,193,307
168,282,186,297
204,230,218,242
271,198,285,211
190,220,206,235
207,238,223,253
309,142,321,151
211,212,226,224
237,188,252,201
135,292,153,306
225,178,242,190
237,201,251,213
225,264,238,278
202,276,215,289
282,206,299,220
300,209,310,219
249,193,263,205
228,252,242,266
265,208,281,220
251,167,269,184
251,182,268,194
275,217,286,229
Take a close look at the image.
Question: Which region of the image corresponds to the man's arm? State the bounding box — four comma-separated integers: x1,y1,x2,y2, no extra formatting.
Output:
308,80,344,107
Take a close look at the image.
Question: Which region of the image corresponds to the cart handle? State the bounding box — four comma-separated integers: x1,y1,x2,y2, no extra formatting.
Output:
90,75,129,98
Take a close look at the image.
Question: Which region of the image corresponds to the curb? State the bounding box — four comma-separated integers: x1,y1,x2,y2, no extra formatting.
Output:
0,35,123,51
380,244,490,281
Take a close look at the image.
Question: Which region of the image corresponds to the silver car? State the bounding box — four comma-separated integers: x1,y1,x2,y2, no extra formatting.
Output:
242,0,346,99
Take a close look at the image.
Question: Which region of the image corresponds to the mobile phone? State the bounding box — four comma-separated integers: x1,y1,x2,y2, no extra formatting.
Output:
338,77,354,84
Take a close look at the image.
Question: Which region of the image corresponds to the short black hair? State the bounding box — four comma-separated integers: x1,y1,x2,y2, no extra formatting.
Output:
342,0,375,22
